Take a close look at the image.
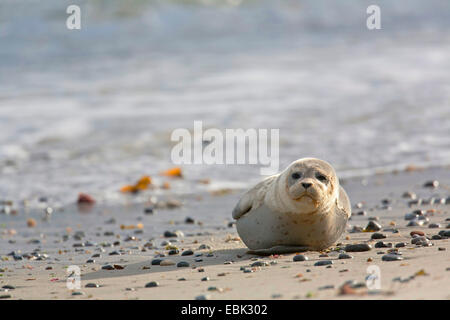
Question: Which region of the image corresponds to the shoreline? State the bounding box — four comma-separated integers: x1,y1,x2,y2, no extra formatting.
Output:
0,166,449,299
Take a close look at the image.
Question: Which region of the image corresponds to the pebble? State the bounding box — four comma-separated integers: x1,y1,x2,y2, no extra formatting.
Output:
375,241,392,248
438,247,446,251
144,207,154,215
177,261,190,268
195,294,211,300
428,223,440,229
314,260,333,266
2,285,15,290
181,250,194,256
72,291,84,296
164,230,184,238
85,283,100,288
184,217,195,224
0,295,11,299
411,236,432,246
395,242,406,248
151,259,163,265
201,277,210,281
365,221,382,232
438,230,450,237
404,213,419,221
338,253,353,259
423,180,439,188
407,220,424,227
160,260,175,266
251,261,269,267
371,233,386,240
410,231,425,237
101,264,115,270
293,254,308,262
345,244,372,252
145,281,159,288
382,254,403,261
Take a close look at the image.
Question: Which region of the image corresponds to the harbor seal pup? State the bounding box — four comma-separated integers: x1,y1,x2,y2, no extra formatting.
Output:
232,158,351,255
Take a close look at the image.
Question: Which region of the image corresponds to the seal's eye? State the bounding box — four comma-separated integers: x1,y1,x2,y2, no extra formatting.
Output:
315,173,327,182
291,172,302,180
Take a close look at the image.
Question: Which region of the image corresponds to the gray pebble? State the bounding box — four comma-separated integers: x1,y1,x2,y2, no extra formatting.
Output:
338,253,353,259
345,244,372,252
181,250,194,256
177,261,190,268
85,283,100,288
145,281,159,288
293,254,308,262
371,233,386,239
251,261,269,267
382,254,403,261
314,260,333,266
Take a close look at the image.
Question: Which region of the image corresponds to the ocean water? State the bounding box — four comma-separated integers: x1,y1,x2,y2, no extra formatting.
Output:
1,0,450,206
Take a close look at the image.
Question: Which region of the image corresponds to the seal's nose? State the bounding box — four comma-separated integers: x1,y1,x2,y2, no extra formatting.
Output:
301,182,312,189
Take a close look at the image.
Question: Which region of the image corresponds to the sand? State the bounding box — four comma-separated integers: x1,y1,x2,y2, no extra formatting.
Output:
1,167,449,300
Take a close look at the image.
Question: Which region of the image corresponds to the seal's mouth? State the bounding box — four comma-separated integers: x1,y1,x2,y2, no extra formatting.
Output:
292,193,319,207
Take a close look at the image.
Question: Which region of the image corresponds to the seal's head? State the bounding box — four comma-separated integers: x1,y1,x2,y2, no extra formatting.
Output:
283,158,339,213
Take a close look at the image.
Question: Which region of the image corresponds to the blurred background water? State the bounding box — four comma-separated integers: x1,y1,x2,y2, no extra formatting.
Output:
1,0,450,205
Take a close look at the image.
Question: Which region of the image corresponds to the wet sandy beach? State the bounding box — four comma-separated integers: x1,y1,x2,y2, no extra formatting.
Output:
1,166,449,300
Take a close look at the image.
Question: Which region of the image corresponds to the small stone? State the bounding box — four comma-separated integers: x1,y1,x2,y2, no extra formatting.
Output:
338,253,353,259
195,294,210,300
395,242,406,248
428,223,440,229
101,264,115,270
109,250,121,256
184,217,195,224
85,283,100,288
151,259,163,265
293,254,308,262
345,244,372,252
410,230,425,237
144,207,154,215
371,233,386,240
181,250,194,256
438,230,450,237
382,254,403,261
402,192,416,199
314,260,333,266
201,277,210,281
438,247,446,251
431,235,443,240
375,241,392,248
365,221,382,232
404,213,419,221
2,285,15,290
72,291,84,296
145,281,159,288
160,260,175,266
177,261,190,268
423,180,439,188
407,220,424,227
251,261,269,267
164,230,184,238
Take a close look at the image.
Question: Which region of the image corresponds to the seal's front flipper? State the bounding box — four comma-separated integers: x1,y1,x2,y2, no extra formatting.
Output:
247,245,310,256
